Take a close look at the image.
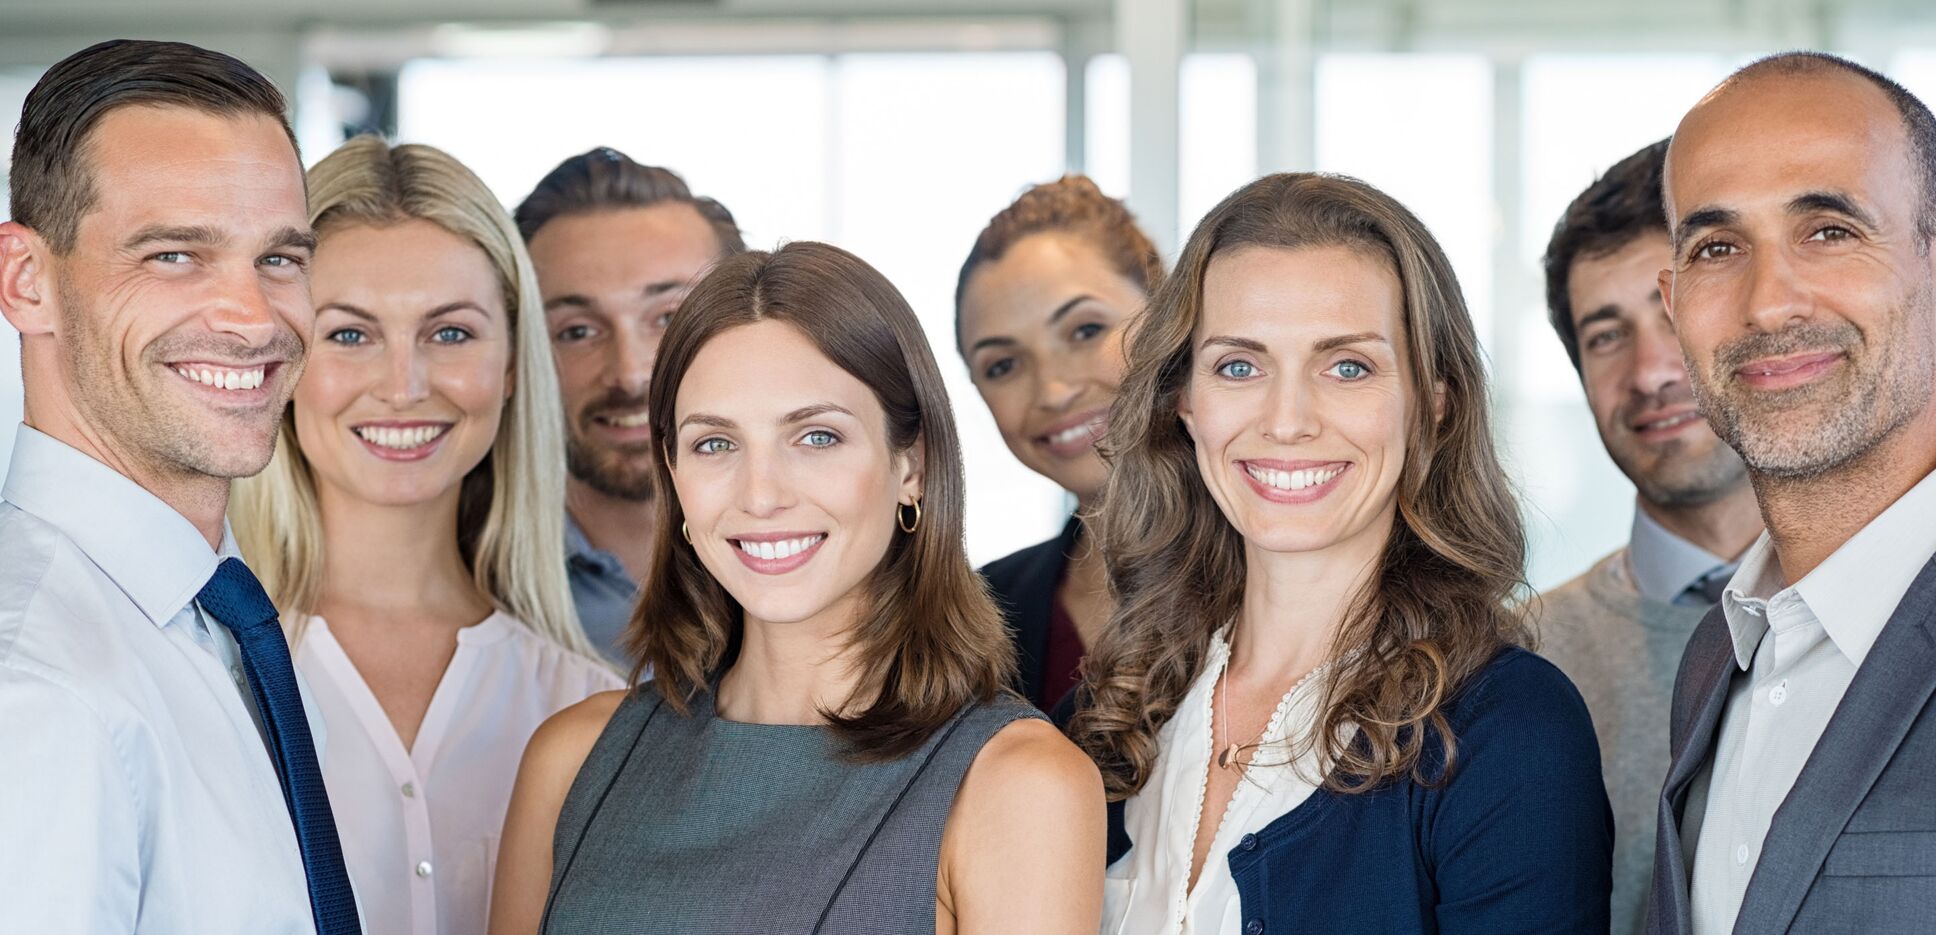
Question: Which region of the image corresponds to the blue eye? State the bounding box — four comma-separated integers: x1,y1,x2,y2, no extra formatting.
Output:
694,437,734,455
802,430,839,448
1216,360,1257,379
1329,359,1370,380
326,328,366,346
432,325,472,344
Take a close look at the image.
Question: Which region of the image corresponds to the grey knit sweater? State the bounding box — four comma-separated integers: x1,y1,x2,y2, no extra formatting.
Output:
1531,549,1709,935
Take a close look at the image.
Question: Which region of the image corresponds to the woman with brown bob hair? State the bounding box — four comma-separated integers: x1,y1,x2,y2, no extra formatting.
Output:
490,242,1103,935
1069,174,1611,933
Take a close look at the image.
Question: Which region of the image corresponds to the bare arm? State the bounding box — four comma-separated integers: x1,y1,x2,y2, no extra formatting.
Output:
937,718,1106,935
487,689,626,935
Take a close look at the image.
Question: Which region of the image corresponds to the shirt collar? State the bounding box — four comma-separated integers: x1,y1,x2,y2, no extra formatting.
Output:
1721,465,1936,671
1,424,237,628
1628,506,1734,604
564,510,627,578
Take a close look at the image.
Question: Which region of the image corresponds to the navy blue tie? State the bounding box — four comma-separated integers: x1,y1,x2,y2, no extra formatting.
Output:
198,558,361,935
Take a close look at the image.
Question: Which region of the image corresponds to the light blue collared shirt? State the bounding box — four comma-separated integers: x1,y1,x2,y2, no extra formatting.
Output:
1628,507,1735,606
0,425,322,934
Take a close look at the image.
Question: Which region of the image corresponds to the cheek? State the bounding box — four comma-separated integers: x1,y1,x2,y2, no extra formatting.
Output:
293,354,368,419
431,349,512,419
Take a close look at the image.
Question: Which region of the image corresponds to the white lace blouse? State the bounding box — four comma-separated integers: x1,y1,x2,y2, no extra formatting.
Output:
1102,629,1331,935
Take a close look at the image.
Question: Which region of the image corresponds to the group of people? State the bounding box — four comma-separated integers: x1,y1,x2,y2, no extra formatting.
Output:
0,34,1931,935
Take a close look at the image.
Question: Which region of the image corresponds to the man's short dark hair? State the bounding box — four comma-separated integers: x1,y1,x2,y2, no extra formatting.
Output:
1542,138,1670,372
9,39,296,254
513,147,746,255
1724,51,1936,244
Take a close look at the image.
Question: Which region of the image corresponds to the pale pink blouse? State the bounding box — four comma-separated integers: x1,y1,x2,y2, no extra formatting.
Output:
296,612,622,935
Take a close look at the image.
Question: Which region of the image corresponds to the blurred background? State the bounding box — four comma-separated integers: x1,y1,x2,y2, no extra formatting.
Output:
3,0,1936,588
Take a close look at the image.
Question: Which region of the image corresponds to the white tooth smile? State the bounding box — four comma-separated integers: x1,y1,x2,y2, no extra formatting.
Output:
1244,463,1345,492
605,410,650,429
735,535,825,561
1641,412,1700,432
174,364,266,391
1046,420,1103,446
353,424,451,450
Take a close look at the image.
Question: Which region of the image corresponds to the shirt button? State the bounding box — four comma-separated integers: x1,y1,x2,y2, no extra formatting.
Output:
401,782,415,798
230,665,244,682
1245,920,1265,935
415,860,433,878
1769,682,1788,706
1239,833,1258,851
1735,844,1750,865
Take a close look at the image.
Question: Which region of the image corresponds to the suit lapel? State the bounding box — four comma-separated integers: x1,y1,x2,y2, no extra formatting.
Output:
1733,556,1936,934
1651,608,1740,934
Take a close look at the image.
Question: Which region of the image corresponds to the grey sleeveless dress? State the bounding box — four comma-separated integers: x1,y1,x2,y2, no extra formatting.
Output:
541,683,1043,934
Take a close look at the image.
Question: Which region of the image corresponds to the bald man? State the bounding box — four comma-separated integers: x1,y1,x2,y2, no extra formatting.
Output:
1648,52,1936,935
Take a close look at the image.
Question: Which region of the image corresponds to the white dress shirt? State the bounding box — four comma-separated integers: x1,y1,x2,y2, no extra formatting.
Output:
0,425,320,934
298,612,621,935
1103,629,1328,935
1682,465,1936,934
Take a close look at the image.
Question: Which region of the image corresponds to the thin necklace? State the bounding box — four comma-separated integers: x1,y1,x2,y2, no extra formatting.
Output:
1216,649,1324,771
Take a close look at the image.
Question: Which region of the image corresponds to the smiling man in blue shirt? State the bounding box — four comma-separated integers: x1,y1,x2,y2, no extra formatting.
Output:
0,40,359,934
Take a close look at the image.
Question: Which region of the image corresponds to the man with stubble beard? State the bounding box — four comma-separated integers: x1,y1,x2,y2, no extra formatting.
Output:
515,149,744,663
1649,52,1936,934
1536,139,1765,935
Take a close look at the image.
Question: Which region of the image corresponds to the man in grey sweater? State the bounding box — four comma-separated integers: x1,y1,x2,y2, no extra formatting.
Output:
1535,139,1764,935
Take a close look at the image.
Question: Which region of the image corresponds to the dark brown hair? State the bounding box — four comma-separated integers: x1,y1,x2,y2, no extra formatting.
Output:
513,147,746,253
1069,173,1531,799
9,39,296,254
1541,138,1669,372
954,174,1163,348
627,241,1015,760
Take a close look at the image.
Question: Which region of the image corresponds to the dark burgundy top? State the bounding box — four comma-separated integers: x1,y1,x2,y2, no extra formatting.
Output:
1037,597,1086,710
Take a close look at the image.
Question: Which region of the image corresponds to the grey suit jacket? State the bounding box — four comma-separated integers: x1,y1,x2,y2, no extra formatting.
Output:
1647,555,1936,934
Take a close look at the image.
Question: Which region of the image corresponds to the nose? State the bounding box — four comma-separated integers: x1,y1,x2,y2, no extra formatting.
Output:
606,328,655,398
204,265,281,349
1741,247,1815,335
1035,372,1082,414
1260,375,1319,443
735,443,796,519
377,341,430,408
1630,314,1690,401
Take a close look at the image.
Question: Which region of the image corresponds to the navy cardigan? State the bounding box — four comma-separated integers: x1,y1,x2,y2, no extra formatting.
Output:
1108,647,1614,935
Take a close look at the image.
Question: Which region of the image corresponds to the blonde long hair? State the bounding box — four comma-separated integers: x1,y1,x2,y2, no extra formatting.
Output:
233,135,596,661
1069,173,1530,798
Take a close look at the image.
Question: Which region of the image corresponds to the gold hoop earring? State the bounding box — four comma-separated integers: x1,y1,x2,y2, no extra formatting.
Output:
897,499,922,534
681,521,692,544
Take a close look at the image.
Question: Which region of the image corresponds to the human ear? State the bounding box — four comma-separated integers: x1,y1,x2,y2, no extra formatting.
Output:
0,222,56,337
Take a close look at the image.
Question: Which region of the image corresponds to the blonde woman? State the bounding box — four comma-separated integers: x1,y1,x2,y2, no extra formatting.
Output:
233,136,620,935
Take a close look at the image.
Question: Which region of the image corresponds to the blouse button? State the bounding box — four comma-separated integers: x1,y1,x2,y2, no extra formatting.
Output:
1245,920,1265,935
401,782,416,798
415,861,433,878
1239,833,1258,852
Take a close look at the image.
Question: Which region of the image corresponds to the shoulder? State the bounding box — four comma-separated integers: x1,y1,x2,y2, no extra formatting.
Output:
494,613,627,698
520,689,630,782
1521,550,1629,629
946,714,1104,866
1434,647,1603,788
0,505,66,664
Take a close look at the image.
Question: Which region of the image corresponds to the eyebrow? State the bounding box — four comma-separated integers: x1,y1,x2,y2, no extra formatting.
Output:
269,227,318,255
965,294,1102,356
1672,207,1738,252
1200,335,1267,353
1788,190,1878,229
317,300,490,321
1311,331,1389,353
1575,305,1623,331
643,279,686,298
122,224,227,251
678,403,857,433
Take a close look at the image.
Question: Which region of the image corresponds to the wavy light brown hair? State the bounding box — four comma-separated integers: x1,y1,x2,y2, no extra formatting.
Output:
1069,173,1530,799
627,241,1016,761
